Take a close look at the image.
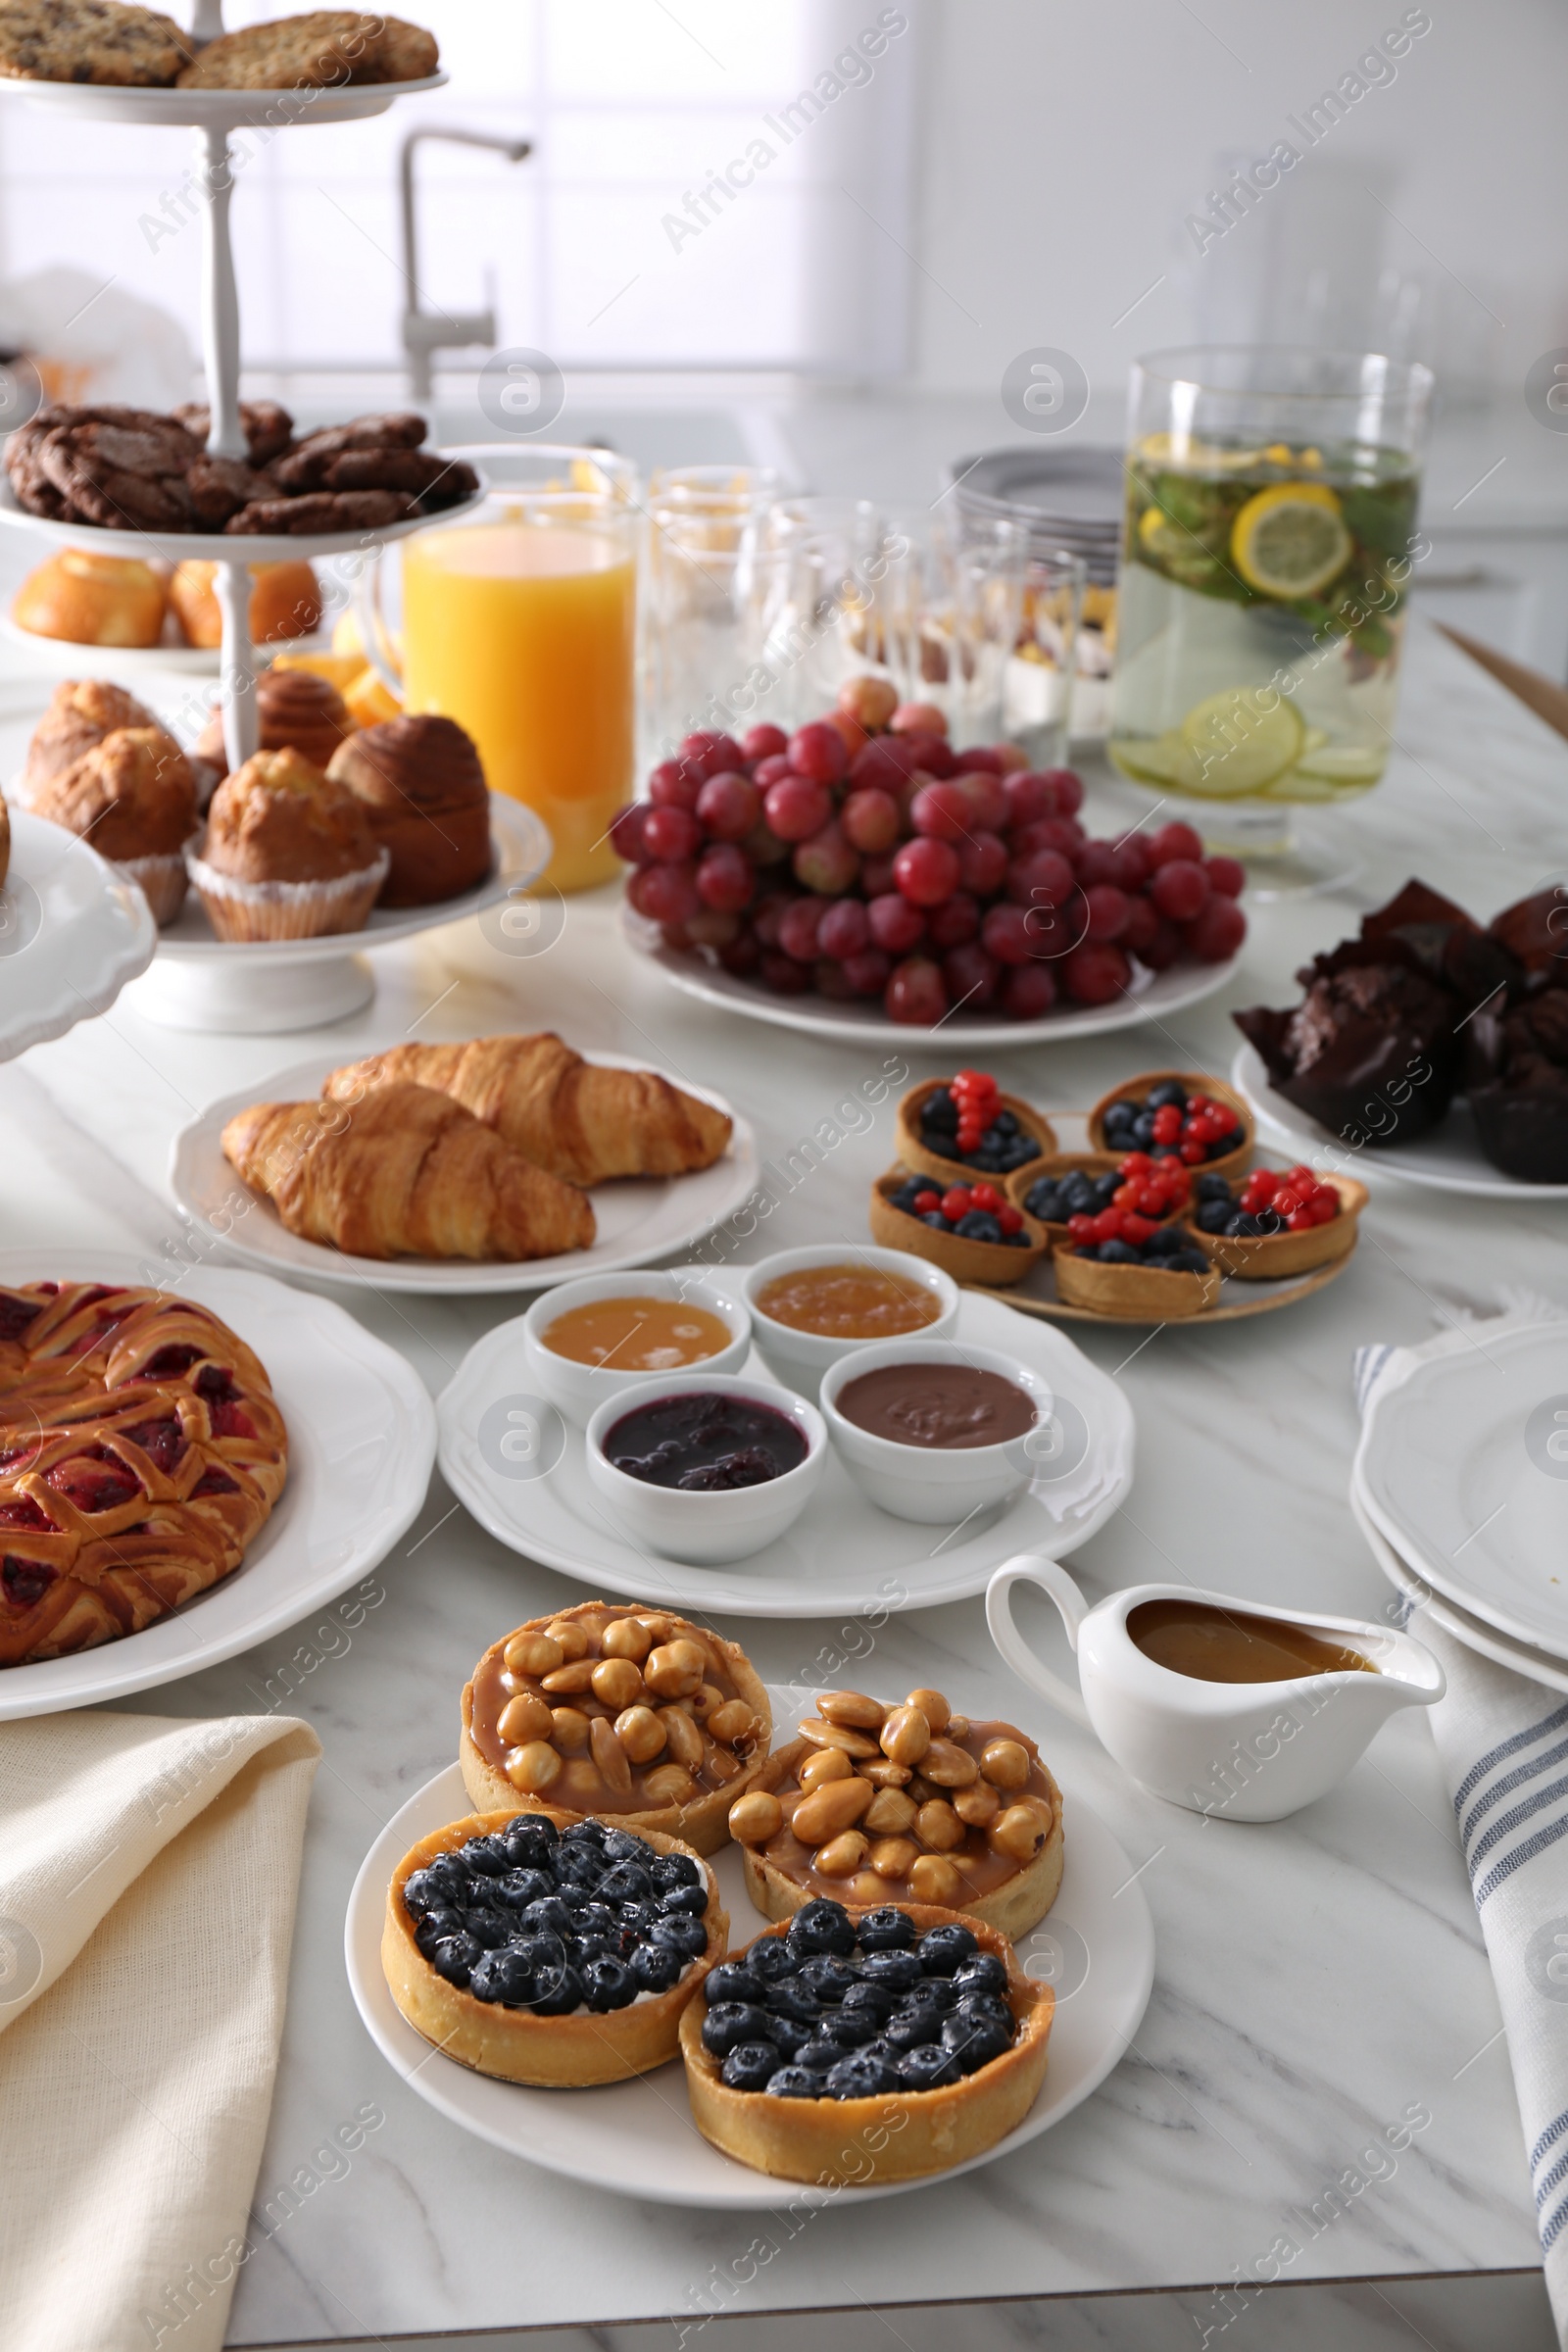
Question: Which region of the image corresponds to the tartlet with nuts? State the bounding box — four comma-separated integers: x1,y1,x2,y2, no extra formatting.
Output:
727,1685,1062,1939
460,1599,773,1857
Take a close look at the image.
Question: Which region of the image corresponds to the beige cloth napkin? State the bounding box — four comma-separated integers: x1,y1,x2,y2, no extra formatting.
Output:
0,1709,320,2352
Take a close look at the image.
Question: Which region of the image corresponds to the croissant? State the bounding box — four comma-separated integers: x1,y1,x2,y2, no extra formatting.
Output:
320,1033,732,1189
221,1083,595,1261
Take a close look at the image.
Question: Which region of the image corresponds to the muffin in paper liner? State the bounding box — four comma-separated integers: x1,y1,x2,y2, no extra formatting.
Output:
115,840,197,927
186,843,390,943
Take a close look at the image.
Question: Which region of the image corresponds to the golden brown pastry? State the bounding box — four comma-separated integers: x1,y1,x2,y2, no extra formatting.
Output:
194,665,354,778
322,1033,733,1188
24,678,158,796
12,548,167,648
326,714,491,906
221,1081,596,1262
169,560,321,649
200,747,373,885
29,726,193,860
175,10,388,89
0,1280,287,1667
460,1599,772,1856
383,1808,724,2086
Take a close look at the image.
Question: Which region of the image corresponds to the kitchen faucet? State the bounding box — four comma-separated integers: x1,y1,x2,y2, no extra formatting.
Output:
400,127,531,399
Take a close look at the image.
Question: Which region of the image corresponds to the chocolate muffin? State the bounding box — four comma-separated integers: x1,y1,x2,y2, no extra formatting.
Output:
1234,948,1462,1147
326,714,491,906
195,665,355,778
1465,985,1568,1183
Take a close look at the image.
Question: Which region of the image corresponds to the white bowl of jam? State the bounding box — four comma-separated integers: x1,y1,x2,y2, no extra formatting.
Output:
741,1246,958,1398
523,1272,751,1426
586,1373,827,1565
819,1339,1054,1525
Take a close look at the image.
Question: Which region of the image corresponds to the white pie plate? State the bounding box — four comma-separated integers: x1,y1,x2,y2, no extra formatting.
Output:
1353,1320,1568,1658
627,906,1241,1051
435,1287,1135,1614
343,1747,1155,2210
1231,1042,1568,1201
170,1054,759,1297
1351,1481,1568,1697
0,808,156,1061
0,1252,435,1719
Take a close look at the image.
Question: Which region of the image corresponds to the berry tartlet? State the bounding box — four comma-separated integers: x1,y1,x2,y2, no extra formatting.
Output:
727,1685,1062,1938
869,1169,1048,1289
1186,1163,1366,1279
460,1599,773,1856
679,1900,1054,2183
1013,1148,1193,1237
1053,1214,1220,1319
383,1808,727,2086
894,1071,1054,1186
1088,1071,1252,1175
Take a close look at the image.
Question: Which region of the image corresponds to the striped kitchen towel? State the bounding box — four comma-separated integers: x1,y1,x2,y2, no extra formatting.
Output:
1355,1305,1568,2345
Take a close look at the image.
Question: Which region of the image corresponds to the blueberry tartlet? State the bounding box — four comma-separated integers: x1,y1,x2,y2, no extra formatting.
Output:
1186,1163,1364,1280
869,1169,1048,1290
1053,1219,1219,1319
460,1599,773,1856
679,1899,1054,2182
895,1071,1054,1186
727,1685,1062,1938
383,1807,727,2085
1088,1071,1251,1174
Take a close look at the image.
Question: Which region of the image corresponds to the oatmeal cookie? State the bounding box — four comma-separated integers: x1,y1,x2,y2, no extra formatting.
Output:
0,0,190,87
377,17,438,80
175,10,386,91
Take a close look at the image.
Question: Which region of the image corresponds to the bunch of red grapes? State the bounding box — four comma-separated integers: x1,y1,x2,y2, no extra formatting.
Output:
612,676,1248,1026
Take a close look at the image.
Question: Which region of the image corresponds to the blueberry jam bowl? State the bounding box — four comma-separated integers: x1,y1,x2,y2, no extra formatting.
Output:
586,1373,826,1566
382,1807,728,2086
679,1897,1054,2183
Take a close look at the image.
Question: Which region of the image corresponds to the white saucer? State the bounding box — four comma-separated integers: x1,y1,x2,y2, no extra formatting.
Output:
0,1251,435,1719
0,808,157,1062
627,907,1241,1051
343,1751,1155,2211
1351,1482,1568,1697
1231,1042,1568,1200
435,1289,1135,1615
1354,1321,1568,1658
171,1053,759,1297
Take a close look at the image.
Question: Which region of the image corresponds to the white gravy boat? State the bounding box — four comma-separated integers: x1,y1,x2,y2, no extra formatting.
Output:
986,1554,1445,1822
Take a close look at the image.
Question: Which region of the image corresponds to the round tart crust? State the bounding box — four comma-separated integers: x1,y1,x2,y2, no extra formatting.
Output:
737,1737,1064,1940
381,1806,728,2086
459,1599,775,1857
679,1904,1054,2183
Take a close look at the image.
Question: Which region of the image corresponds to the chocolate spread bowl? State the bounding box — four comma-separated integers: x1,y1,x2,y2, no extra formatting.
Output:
585,1372,826,1565
818,1339,1057,1525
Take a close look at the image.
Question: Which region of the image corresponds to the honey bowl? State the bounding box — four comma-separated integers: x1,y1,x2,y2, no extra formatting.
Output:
741,1244,958,1398
522,1270,751,1426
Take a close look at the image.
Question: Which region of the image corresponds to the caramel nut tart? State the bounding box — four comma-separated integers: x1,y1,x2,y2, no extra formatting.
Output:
894,1075,1055,1188
1052,1240,1220,1320
1088,1069,1253,1177
868,1169,1048,1291
728,1685,1062,1939
461,1599,772,1857
383,1807,726,2086
679,1898,1054,2183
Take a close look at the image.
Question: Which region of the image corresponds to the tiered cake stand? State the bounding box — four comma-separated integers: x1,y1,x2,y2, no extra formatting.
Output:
0,9,535,1032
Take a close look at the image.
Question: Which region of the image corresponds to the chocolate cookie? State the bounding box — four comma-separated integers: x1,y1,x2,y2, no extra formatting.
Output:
223,489,418,536
0,0,191,86
271,413,428,491
175,10,385,90
187,455,278,528
173,399,296,467
32,410,203,531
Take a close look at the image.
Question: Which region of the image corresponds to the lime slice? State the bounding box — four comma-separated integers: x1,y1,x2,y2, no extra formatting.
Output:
1178,688,1304,798
1107,730,1205,793
1231,483,1351,599
1291,743,1387,787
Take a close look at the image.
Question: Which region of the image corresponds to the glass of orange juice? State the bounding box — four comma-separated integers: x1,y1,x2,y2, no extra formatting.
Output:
363,445,639,895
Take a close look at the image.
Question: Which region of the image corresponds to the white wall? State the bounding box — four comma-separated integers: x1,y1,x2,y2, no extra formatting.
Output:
909,0,1568,410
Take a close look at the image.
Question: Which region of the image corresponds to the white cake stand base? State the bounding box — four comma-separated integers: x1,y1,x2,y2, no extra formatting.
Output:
124,948,375,1032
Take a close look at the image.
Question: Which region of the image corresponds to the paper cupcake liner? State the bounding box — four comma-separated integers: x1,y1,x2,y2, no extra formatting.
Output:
114,846,191,927
185,845,390,944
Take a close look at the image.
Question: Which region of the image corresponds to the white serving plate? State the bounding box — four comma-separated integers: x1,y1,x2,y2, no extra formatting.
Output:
0,472,482,567
0,1252,435,1719
0,612,336,680
0,808,156,1061
171,1053,760,1297
344,1749,1155,2211
627,908,1241,1051
1232,1041,1568,1201
435,1287,1135,1615
0,71,446,130
1351,1481,1568,1697
1354,1321,1568,1657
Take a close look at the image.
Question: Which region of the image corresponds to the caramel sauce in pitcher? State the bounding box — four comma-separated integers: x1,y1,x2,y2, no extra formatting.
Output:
1128,1599,1375,1684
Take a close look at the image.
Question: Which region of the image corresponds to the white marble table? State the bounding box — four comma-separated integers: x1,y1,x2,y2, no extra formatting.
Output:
8,620,1565,2351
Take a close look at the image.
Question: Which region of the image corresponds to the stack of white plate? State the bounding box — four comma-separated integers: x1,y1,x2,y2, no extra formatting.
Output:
1351,1321,1568,1695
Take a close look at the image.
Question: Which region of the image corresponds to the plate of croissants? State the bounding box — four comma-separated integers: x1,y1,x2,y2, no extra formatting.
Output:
169,1030,759,1295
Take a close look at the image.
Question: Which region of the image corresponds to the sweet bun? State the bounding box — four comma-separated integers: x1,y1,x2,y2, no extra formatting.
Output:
24,679,160,797
201,747,376,886
326,713,491,906
28,725,196,922
169,560,321,650
13,549,167,648
194,665,354,778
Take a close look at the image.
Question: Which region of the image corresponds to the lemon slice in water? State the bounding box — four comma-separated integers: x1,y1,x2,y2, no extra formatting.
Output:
1177,688,1304,798
1231,482,1351,599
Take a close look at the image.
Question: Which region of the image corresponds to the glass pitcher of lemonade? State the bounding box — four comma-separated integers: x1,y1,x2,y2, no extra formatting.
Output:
365,446,639,895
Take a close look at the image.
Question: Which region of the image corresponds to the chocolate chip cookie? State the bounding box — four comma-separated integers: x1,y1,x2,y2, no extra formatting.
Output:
0,0,191,86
